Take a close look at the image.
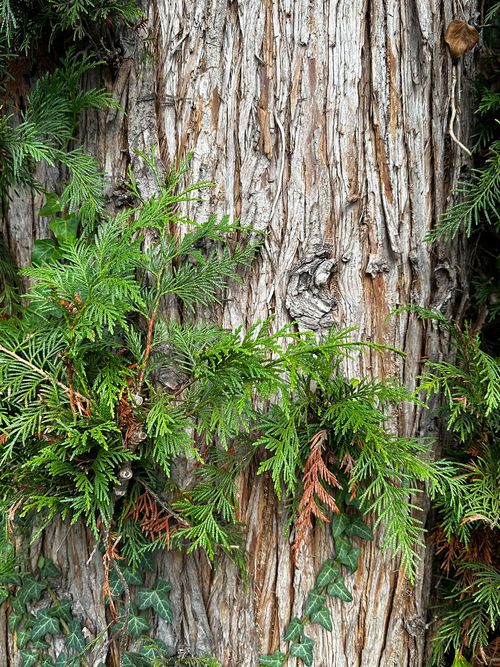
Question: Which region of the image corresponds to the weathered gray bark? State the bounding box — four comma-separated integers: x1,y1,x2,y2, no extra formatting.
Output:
1,0,477,665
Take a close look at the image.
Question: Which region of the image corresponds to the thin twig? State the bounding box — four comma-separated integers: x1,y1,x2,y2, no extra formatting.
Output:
0,344,90,407
65,360,76,415
109,557,129,666
136,477,188,526
449,63,473,157
269,110,286,223
136,301,160,392
262,109,286,279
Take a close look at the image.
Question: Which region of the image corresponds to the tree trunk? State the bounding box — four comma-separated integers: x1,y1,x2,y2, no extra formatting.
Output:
1,0,476,665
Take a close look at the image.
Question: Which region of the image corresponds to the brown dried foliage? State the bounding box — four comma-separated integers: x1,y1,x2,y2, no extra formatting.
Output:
472,638,500,667
434,525,495,582
292,430,341,557
127,490,175,547
117,393,144,447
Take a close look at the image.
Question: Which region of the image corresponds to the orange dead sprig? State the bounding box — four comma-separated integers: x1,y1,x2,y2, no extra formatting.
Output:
434,524,495,580
292,430,341,558
127,490,178,548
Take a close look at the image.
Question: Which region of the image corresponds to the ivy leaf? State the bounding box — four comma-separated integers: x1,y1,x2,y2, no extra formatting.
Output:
17,629,30,649
345,496,361,509
49,214,79,244
125,611,150,638
315,560,340,589
108,571,124,597
38,558,61,579
0,587,8,605
53,600,72,624
327,578,353,602
311,605,333,632
337,546,360,573
40,657,55,667
258,651,287,667
334,535,351,563
31,239,61,265
30,609,60,640
55,654,79,667
137,580,172,621
39,193,62,217
20,652,39,667
345,517,374,541
283,616,303,641
0,570,21,586
121,565,143,586
303,590,326,616
290,635,314,666
140,553,156,573
8,611,21,631
18,575,46,606
155,579,172,594
330,513,349,538
122,653,151,667
11,596,26,615
139,638,169,658
67,619,86,652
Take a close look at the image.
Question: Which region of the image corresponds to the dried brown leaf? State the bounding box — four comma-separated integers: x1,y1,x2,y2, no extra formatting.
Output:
445,20,479,59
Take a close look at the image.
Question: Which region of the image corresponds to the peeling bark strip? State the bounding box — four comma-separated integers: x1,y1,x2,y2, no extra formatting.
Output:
0,0,476,665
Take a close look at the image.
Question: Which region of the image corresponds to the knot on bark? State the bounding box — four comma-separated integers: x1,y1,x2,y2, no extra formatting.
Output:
365,254,389,278
286,245,337,331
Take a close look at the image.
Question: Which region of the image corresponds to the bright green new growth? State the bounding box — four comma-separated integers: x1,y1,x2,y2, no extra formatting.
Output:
0,51,113,224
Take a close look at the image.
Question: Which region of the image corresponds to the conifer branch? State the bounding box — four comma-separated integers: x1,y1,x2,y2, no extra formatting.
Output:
292,430,341,558
135,299,160,393
0,343,90,408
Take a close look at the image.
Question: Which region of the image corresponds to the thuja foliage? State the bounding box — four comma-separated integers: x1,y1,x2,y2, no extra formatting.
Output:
0,0,140,53
404,307,500,666
422,5,500,664
0,50,113,223
0,154,459,580
0,152,468,667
